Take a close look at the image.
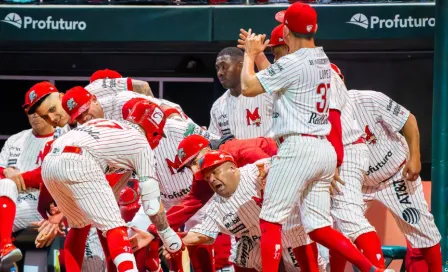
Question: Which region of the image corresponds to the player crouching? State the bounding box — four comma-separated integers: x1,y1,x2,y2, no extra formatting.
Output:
131,150,327,272
40,100,183,272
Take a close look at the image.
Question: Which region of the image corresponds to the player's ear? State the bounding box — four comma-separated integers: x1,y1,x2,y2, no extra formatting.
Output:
59,93,64,99
315,24,318,34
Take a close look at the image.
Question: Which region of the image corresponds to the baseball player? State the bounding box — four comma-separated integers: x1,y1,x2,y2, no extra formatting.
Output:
239,22,387,270
134,151,326,272
209,47,273,139
0,113,54,264
342,84,442,270
61,86,217,272
10,74,149,198
240,3,386,272
41,101,183,272
165,134,278,232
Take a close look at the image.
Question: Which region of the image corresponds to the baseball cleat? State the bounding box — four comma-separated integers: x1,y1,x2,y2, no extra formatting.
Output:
0,243,22,265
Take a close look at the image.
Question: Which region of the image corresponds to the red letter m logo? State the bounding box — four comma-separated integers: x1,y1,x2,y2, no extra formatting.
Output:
246,108,261,127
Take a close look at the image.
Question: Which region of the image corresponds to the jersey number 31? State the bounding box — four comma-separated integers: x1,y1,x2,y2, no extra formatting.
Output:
316,83,330,113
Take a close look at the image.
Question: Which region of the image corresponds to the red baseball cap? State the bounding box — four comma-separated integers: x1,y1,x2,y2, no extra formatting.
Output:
283,3,317,35
23,82,58,113
90,69,122,83
62,86,93,123
269,24,286,47
195,150,236,180
275,10,285,23
330,63,344,81
177,134,210,170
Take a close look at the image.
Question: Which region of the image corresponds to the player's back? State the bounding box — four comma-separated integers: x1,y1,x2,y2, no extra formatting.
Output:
260,47,332,137
51,119,150,173
347,90,409,184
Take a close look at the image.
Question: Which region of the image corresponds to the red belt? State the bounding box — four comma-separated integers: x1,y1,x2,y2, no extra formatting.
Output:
351,137,365,145
62,146,82,155
279,134,321,144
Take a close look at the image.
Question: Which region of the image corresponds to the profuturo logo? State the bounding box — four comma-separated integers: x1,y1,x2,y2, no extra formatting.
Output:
347,13,369,29
347,13,435,29
1,13,22,28
1,13,87,31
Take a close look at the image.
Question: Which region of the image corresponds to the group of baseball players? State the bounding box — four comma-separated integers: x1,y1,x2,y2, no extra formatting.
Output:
0,2,442,272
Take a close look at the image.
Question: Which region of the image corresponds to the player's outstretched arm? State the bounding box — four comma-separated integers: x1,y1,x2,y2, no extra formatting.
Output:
241,32,269,97
401,113,421,181
131,80,154,97
182,232,214,246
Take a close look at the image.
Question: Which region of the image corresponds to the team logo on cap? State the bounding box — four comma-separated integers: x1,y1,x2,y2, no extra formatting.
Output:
29,90,37,103
66,98,78,111
306,25,313,32
151,108,164,125
178,148,186,161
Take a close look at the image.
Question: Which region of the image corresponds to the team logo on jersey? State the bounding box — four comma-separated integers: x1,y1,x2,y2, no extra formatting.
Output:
66,98,77,111
364,125,377,144
246,108,261,127
165,156,181,175
402,207,421,224
35,150,44,166
29,90,37,102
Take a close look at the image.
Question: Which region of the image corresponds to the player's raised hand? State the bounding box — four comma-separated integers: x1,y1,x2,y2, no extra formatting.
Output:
237,28,250,50
330,167,345,195
245,30,270,57
402,157,421,182
129,226,155,252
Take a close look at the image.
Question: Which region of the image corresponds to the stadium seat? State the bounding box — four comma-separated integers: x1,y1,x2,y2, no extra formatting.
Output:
353,245,407,272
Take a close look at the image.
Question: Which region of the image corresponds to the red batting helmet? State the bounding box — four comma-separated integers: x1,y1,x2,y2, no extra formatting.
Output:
62,86,93,123
195,150,236,180
330,63,344,81
177,135,210,170
124,100,166,149
23,82,59,114
90,69,122,83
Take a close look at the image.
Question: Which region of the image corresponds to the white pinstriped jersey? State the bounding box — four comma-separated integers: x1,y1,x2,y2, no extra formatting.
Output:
85,78,131,99
208,90,273,139
328,71,364,145
0,129,53,172
0,129,54,193
348,90,410,184
256,47,332,138
154,117,217,209
190,159,305,249
89,91,212,209
100,92,187,122
49,119,157,179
